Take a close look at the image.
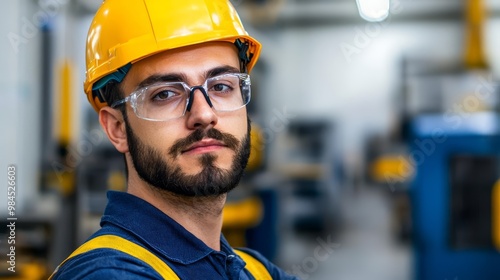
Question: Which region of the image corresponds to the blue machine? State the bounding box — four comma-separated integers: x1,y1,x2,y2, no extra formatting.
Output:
410,112,500,280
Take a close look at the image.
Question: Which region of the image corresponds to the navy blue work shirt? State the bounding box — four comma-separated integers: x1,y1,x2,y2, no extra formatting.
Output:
52,191,298,279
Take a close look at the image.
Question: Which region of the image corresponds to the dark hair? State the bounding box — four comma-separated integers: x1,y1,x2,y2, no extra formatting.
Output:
102,82,128,119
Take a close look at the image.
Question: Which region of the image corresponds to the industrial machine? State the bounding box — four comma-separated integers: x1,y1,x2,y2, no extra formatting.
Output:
410,113,500,279
409,0,500,278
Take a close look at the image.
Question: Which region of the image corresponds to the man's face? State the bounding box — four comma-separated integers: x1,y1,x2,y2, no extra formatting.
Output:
120,42,250,196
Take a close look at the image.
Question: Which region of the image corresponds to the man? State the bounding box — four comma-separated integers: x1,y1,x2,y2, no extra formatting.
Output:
50,0,298,279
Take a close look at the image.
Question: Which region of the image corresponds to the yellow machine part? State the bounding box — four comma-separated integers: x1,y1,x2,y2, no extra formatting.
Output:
46,60,76,196
107,170,127,191
1,261,47,280
222,197,263,247
370,155,414,183
58,60,73,146
465,0,488,69
493,179,500,250
223,197,263,229
247,123,264,172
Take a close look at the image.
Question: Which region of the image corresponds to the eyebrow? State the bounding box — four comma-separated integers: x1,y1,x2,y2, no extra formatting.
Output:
136,65,241,89
136,73,186,89
206,65,241,78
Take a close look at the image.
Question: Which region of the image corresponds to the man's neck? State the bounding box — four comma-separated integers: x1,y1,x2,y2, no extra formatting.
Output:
127,178,226,251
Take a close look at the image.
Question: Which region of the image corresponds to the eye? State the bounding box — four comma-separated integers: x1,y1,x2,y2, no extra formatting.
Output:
148,84,185,102
152,90,177,101
210,83,233,93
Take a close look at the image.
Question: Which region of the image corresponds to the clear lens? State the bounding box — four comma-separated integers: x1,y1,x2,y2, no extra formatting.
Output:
126,73,251,121
136,83,188,121
206,74,250,112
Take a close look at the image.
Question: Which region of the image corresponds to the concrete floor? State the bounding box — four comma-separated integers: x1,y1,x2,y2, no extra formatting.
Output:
278,186,413,280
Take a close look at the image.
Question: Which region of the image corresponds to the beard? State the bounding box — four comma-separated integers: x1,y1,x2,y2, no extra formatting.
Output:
125,118,251,197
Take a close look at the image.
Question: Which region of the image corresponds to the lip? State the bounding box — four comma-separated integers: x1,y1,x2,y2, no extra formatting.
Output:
182,139,227,154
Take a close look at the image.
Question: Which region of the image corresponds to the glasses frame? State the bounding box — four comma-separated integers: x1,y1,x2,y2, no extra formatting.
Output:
110,73,251,122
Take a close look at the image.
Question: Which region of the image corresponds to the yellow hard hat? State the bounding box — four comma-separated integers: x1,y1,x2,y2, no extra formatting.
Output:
85,0,262,112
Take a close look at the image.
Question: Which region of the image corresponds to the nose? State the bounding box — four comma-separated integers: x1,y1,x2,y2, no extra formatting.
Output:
185,87,218,130
186,86,213,111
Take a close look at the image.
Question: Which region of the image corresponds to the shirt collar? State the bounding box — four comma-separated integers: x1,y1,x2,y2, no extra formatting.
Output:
100,191,234,264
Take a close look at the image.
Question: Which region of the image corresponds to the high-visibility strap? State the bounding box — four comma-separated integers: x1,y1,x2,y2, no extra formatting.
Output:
49,235,179,279
50,234,272,280
234,249,272,280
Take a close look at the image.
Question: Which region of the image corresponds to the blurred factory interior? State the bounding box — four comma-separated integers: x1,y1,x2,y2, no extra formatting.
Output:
2,0,500,279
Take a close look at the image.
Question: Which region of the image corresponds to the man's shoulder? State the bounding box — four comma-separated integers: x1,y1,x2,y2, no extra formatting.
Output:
235,247,300,280
51,246,163,279
51,228,163,280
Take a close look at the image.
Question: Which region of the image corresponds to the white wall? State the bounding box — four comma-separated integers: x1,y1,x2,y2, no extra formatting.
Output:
486,18,500,75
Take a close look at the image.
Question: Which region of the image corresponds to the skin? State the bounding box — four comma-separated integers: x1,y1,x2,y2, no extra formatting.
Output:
99,42,248,250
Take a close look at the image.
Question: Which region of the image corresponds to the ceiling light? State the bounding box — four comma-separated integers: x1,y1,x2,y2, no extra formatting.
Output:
356,0,390,22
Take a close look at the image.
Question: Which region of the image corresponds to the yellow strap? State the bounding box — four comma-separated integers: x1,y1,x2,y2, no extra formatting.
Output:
234,249,273,280
49,235,179,280
49,235,271,280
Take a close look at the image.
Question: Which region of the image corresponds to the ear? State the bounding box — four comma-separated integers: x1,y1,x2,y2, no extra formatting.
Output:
99,107,129,153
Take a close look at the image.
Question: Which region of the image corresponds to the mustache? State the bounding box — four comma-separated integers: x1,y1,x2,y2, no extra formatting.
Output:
168,128,240,156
